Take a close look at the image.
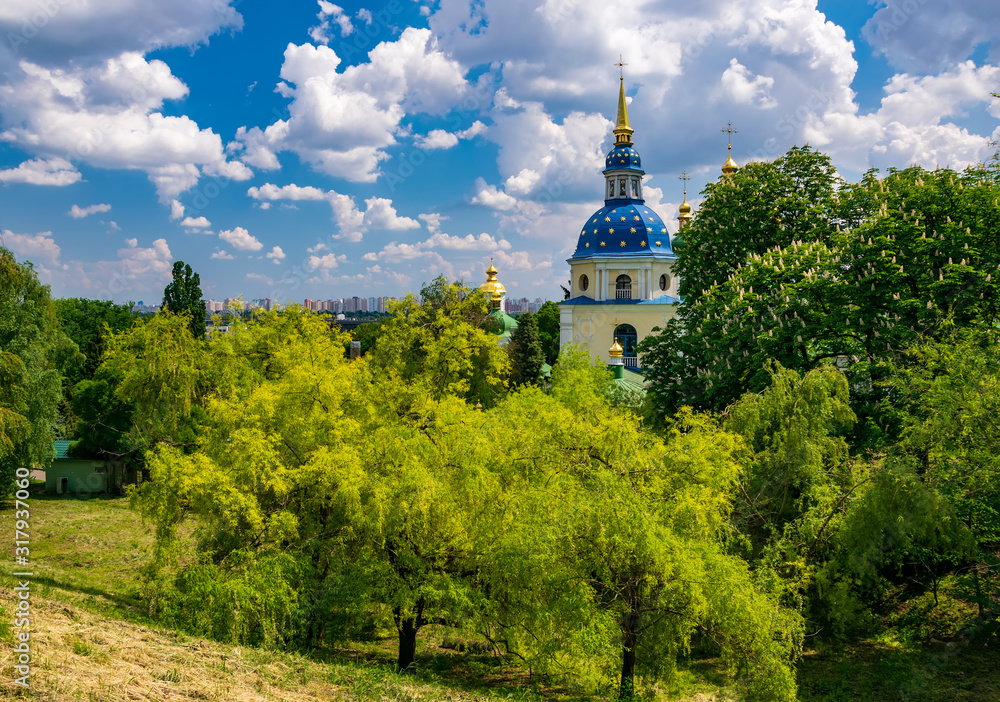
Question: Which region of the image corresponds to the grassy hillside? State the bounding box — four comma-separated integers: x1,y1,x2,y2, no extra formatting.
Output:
1,494,997,700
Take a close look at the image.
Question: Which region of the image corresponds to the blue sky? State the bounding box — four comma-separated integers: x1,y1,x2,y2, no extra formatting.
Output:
0,0,998,304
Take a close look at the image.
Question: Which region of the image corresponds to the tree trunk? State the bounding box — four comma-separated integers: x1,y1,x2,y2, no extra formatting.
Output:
619,606,639,699
395,610,420,674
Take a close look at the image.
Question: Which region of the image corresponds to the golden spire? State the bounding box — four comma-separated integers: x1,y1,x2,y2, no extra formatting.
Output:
613,56,633,147
678,171,692,229
609,338,624,358
721,121,739,176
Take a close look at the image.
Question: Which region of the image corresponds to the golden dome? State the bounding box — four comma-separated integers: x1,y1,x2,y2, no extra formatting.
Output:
678,194,693,230
480,258,506,297
609,339,624,358
722,145,739,176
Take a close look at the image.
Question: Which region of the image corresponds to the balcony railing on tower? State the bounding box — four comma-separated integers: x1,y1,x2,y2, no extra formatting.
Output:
613,283,633,299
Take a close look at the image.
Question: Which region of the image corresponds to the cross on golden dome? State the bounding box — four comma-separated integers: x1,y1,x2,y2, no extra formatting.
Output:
678,170,692,228
721,122,739,176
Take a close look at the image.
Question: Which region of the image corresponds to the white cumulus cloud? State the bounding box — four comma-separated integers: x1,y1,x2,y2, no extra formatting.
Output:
307,252,346,269
415,120,487,149
218,226,263,251
0,158,81,186
1,229,62,266
470,178,519,211
0,53,252,200
234,28,469,181
180,216,211,229
68,203,111,218
247,183,418,242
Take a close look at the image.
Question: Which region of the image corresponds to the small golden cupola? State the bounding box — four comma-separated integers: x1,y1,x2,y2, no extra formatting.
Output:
721,121,739,177
480,258,506,311
678,171,692,229
608,338,625,378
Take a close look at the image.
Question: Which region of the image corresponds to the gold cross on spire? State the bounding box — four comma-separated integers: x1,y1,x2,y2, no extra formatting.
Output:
614,55,628,79
721,122,739,176
679,171,690,197
721,121,738,145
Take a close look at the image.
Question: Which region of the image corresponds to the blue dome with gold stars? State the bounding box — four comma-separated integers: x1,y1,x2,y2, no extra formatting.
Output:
605,145,643,173
571,202,675,260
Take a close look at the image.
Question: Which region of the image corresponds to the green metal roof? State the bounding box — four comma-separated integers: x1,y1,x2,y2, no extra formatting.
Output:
53,440,73,459
614,368,648,395
489,309,519,338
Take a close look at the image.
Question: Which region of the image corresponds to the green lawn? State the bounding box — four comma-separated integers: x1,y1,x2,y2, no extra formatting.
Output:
2,493,997,700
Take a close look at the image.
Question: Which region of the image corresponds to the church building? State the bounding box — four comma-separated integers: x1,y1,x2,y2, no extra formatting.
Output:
558,78,682,368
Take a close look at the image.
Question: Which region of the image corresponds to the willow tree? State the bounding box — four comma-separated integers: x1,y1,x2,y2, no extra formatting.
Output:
483,350,803,700
128,300,803,695
134,306,515,672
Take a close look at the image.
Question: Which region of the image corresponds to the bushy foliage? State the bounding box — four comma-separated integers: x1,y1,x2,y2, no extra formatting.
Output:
0,248,75,492
642,161,1000,440
535,300,561,366
126,299,801,697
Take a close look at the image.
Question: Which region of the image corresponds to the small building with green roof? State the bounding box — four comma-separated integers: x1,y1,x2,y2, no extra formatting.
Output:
45,440,109,495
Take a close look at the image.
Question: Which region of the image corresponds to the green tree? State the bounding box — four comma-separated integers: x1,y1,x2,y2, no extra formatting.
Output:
132,308,802,697
641,164,1000,441
673,145,842,304
507,312,545,387
102,311,213,451
368,277,509,407
54,298,139,459
724,362,857,551
0,248,74,492
894,331,1000,556
54,298,137,385
535,300,561,365
69,367,134,460
809,331,1000,637
487,354,802,699
135,309,509,672
722,362,871,624
349,320,382,356
163,261,206,339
